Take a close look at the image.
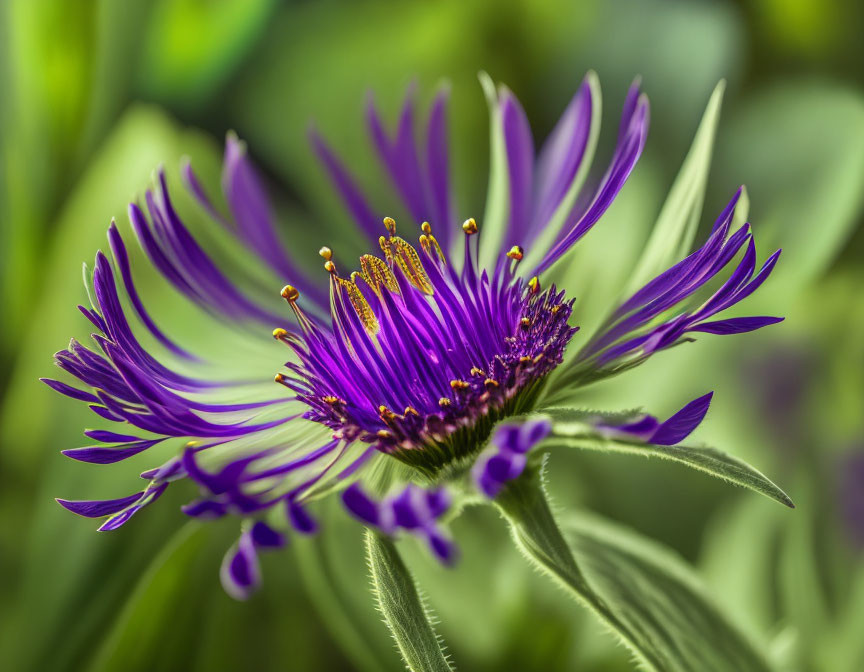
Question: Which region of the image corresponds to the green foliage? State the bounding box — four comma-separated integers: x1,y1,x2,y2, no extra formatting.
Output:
365,531,455,672
495,460,774,672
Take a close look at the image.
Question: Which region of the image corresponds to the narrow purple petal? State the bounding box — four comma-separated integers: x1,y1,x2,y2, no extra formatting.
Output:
287,500,318,534
689,316,784,335
651,392,713,446
500,89,535,249
62,439,162,464
56,491,144,518
41,378,100,404
250,521,285,549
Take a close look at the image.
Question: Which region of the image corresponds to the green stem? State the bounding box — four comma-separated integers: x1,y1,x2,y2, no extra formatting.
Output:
494,461,660,671
365,531,455,672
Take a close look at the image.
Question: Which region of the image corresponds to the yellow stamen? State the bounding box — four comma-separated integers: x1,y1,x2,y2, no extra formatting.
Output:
334,276,379,335
403,406,419,416
450,379,470,391
438,397,451,407
318,246,332,260
359,254,399,294
324,260,336,274
272,327,289,339
421,221,432,234
520,317,531,329
281,285,299,302
383,216,397,236
462,218,478,235
390,236,434,294
470,366,485,377
274,373,286,383
528,276,540,294
484,378,499,388
507,245,524,261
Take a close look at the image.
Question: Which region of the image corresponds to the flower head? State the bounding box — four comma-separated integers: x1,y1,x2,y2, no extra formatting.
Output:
43,73,781,598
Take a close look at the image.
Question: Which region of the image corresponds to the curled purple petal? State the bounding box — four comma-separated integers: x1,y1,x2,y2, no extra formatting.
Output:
56,491,144,518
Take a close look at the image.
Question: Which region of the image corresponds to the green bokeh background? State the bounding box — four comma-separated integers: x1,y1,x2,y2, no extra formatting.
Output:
2,1,863,670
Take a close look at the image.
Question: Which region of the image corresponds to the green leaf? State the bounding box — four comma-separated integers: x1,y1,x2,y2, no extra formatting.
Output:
495,461,774,672
539,407,795,508
626,80,725,294
365,530,455,672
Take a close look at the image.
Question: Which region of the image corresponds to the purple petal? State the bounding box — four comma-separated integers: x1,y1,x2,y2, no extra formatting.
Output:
41,378,100,404
651,392,713,446
84,429,146,444
287,500,318,534
56,491,144,518
220,533,260,601
424,527,457,565
531,76,593,237
500,88,535,249
250,521,285,549
689,316,784,335
181,499,227,518
342,483,383,528
62,439,162,464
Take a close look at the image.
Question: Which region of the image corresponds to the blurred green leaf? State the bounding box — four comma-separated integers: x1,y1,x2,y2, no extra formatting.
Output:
366,530,455,672
539,407,795,508
138,0,277,110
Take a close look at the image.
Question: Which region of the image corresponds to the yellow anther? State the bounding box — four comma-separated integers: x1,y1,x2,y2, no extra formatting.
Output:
519,355,532,364
470,366,485,377
484,378,499,388
322,395,340,405
520,317,531,329
551,304,561,314
281,285,299,301
462,218,478,235
324,260,336,274
274,373,286,383
507,245,524,261
318,246,333,260
528,276,540,294
450,379,470,391
335,276,379,335
438,397,451,408
391,237,434,294
404,406,420,416
383,217,397,236
359,254,399,294
272,328,289,339
421,221,432,234
377,429,393,439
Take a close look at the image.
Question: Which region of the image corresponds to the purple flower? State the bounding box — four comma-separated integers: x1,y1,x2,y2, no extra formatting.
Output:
43,73,780,597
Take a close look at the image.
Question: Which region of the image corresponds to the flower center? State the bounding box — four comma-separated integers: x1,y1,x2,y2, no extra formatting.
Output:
274,217,577,477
